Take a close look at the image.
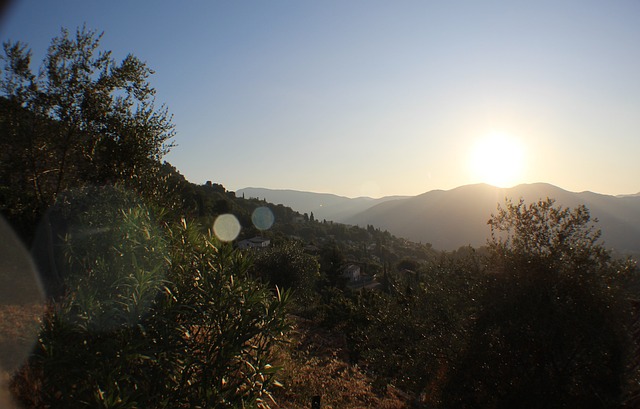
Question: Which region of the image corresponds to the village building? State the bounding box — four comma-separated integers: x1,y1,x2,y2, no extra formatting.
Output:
237,237,271,249
342,264,361,282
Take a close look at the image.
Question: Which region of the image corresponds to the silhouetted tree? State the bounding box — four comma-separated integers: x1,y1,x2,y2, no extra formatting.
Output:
250,242,320,296
442,199,636,409
0,26,174,240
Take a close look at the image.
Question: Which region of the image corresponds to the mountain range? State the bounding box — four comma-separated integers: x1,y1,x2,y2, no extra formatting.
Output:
237,184,640,255
237,187,408,222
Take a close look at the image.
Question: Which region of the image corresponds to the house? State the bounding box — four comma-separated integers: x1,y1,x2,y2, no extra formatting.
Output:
237,236,271,249
303,244,320,255
342,264,361,282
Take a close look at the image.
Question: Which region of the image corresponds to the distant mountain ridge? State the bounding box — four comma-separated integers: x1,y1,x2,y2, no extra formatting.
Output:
236,187,408,222
617,192,640,198
238,183,640,256
346,183,640,255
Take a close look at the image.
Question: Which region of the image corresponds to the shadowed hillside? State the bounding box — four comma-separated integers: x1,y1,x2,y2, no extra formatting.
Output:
345,183,640,254
237,187,408,222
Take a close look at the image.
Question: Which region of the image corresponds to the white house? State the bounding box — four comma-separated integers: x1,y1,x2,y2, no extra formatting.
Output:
237,237,271,249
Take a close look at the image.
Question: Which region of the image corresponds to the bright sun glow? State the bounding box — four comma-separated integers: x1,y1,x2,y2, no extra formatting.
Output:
468,132,526,188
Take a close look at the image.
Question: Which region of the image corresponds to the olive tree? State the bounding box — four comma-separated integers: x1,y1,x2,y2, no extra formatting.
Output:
442,198,637,409
0,26,174,239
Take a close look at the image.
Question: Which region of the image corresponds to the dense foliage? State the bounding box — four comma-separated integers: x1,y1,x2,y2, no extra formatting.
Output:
442,199,637,408
15,190,290,408
0,26,174,241
2,28,291,409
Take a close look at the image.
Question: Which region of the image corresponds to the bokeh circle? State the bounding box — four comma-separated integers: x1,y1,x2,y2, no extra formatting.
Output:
252,206,275,231
213,214,242,241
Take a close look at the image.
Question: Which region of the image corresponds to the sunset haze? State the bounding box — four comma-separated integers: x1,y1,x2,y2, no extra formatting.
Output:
2,0,639,197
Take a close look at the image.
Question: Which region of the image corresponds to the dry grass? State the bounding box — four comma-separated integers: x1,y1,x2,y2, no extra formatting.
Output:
0,304,44,369
0,303,45,409
271,316,409,409
2,308,411,408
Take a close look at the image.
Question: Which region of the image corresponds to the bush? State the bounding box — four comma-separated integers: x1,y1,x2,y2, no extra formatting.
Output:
15,194,290,408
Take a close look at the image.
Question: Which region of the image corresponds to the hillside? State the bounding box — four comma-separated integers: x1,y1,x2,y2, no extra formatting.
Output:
237,187,408,223
346,183,640,255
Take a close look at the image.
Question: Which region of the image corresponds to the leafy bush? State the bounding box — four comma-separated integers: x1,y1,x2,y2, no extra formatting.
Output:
164,219,291,408
15,194,290,408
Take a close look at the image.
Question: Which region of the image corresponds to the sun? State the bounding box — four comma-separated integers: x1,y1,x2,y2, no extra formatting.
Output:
468,132,526,188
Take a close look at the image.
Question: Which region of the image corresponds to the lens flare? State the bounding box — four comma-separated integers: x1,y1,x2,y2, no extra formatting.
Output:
252,206,275,230
213,214,241,242
49,186,169,333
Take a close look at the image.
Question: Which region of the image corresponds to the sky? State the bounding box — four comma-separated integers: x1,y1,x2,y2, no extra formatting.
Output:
1,0,639,198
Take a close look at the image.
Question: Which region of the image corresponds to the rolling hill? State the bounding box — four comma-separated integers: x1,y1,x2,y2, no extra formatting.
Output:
238,184,640,255
236,187,408,222
345,183,640,254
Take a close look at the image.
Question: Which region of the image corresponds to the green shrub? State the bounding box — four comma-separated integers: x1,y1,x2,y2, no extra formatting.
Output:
19,194,290,408
164,220,291,408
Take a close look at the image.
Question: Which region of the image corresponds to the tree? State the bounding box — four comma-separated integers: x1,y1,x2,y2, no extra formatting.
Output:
486,198,610,275
319,242,347,288
0,26,174,239
250,241,321,297
442,198,636,409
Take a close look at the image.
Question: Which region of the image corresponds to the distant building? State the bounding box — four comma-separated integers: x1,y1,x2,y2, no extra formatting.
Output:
237,237,271,249
342,264,361,282
303,244,320,255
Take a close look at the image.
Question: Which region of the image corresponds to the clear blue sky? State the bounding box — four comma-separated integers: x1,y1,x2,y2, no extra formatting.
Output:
2,0,639,197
